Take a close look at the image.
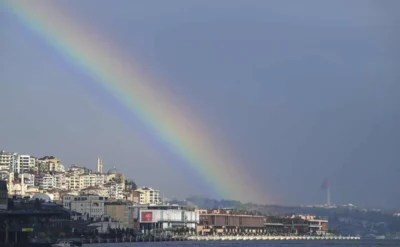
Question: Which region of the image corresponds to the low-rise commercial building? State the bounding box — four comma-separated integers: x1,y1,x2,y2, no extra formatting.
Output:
196,209,265,235
132,204,199,233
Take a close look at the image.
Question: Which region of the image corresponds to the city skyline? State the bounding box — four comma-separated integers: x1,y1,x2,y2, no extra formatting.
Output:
1,0,399,207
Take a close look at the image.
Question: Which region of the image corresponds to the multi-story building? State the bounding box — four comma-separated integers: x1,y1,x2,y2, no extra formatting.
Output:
67,165,86,175
289,215,328,235
65,174,80,190
54,172,67,189
80,173,105,189
0,150,16,171
196,209,265,235
38,156,65,172
138,205,199,233
35,172,67,191
0,151,35,173
308,218,328,235
104,181,124,200
62,195,107,220
80,186,109,197
65,172,105,191
135,187,161,204
35,173,55,190
15,155,36,173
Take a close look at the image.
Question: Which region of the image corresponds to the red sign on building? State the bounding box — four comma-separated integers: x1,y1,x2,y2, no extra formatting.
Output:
141,211,153,222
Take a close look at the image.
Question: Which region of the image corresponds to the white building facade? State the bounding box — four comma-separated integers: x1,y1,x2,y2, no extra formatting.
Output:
35,173,55,190
138,209,199,232
0,151,16,171
62,195,107,220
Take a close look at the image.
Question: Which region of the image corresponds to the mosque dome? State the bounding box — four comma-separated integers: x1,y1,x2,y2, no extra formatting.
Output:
107,166,119,175
31,193,51,202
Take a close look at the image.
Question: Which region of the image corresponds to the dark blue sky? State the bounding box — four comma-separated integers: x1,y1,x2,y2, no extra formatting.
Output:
1,0,399,207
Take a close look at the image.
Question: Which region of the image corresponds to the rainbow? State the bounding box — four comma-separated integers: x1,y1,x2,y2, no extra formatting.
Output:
2,0,267,203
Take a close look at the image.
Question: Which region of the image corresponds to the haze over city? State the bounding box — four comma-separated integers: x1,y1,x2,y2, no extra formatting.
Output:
1,0,399,208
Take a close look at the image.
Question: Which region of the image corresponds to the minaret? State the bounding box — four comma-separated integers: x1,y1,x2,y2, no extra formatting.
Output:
8,172,13,195
97,157,103,173
21,174,25,196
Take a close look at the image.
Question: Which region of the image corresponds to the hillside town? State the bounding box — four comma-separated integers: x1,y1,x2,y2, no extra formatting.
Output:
0,149,335,243
0,150,156,203
0,149,399,245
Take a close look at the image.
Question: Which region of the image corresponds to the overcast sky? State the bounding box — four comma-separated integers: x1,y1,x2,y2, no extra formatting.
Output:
1,0,399,208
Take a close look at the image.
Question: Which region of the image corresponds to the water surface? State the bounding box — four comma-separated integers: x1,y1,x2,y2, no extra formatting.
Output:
85,240,400,247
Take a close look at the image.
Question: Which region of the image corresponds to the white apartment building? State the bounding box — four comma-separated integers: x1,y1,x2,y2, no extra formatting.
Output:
16,155,36,173
0,151,18,171
62,195,107,220
105,181,124,200
35,173,55,190
80,173,105,189
66,175,80,190
68,165,86,175
0,151,12,170
66,173,105,191
54,173,67,189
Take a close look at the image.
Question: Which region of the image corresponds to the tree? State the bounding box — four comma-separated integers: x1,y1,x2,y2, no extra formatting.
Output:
327,228,337,234
125,179,137,191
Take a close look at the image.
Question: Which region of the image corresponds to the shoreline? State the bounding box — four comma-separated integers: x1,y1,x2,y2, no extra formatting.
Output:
189,236,361,241
80,235,361,244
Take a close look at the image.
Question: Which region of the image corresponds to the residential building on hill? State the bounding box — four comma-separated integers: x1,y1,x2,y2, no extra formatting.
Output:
135,187,161,204
38,156,65,172
0,150,17,171
0,151,36,173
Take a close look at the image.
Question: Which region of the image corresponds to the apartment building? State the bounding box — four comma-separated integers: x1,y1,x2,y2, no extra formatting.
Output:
15,155,36,173
54,172,67,189
38,156,65,172
68,165,86,175
104,181,124,200
0,150,17,171
35,173,55,190
135,187,161,204
62,195,107,220
80,186,109,197
0,151,35,173
80,173,106,188
66,173,105,191
66,174,80,190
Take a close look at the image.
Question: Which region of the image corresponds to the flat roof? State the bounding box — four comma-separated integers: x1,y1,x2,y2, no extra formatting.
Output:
309,219,328,222
202,214,264,217
0,210,68,215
